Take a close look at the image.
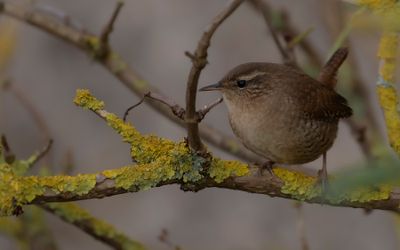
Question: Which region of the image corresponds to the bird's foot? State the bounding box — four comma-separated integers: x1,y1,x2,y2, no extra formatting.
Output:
316,169,329,194
257,160,276,177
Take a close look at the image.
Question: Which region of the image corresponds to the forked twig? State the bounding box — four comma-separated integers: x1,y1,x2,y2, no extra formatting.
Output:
98,1,124,58
197,97,223,121
124,92,186,122
185,0,244,151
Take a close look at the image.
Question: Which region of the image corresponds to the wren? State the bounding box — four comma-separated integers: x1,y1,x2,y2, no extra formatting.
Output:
200,48,352,186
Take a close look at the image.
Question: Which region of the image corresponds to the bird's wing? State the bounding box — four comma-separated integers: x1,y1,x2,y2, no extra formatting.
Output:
299,81,353,121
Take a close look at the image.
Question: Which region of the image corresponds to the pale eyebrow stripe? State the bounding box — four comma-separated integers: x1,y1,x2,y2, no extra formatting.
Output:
237,71,267,81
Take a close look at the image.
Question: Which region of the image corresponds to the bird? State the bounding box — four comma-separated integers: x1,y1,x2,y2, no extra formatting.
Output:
199,48,352,187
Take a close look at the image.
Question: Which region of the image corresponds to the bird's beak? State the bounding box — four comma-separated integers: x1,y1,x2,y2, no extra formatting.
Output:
199,82,222,92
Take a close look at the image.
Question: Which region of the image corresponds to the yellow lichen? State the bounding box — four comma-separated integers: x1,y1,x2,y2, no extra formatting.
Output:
358,0,397,10
73,89,105,111
273,168,321,200
102,163,176,191
378,33,398,60
377,86,400,153
0,162,97,216
209,159,249,183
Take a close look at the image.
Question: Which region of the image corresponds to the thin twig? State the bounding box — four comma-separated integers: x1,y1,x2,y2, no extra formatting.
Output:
29,139,53,168
147,92,185,120
197,97,223,121
185,0,244,151
98,1,124,58
248,0,295,66
123,95,146,122
123,92,186,122
1,134,15,164
4,81,53,166
0,2,257,162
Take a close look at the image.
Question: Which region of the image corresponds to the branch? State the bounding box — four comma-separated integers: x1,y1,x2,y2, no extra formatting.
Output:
197,97,223,121
97,1,124,58
1,90,399,216
0,1,256,162
185,0,244,151
28,139,53,168
41,203,146,250
248,0,295,66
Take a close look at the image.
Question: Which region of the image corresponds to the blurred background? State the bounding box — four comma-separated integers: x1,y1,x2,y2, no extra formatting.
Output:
0,0,399,249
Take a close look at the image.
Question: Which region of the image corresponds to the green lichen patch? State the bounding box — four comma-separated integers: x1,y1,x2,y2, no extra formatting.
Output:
45,203,146,250
74,89,105,111
274,167,392,204
328,185,391,204
209,159,249,183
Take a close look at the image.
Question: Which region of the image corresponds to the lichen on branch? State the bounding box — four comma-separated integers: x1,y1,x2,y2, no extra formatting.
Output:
1,89,399,217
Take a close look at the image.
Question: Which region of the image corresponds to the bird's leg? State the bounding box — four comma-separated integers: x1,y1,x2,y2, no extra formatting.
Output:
317,152,329,192
258,160,276,177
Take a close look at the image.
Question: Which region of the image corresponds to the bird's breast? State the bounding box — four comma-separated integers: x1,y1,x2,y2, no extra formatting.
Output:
225,96,338,164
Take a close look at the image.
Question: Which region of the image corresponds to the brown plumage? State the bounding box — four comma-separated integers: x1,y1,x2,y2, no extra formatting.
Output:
200,48,352,180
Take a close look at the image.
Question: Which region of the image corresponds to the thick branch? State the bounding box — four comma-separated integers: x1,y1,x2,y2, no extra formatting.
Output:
1,162,400,215
185,0,244,151
1,90,399,216
0,1,256,162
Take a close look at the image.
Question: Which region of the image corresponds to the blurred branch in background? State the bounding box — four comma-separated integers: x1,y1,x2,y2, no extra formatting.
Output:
250,0,376,160
41,203,146,250
0,207,58,250
323,0,377,159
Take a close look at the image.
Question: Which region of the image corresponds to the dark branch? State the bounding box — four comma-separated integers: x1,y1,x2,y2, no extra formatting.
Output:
30,139,54,168
97,1,124,58
21,165,400,215
185,0,244,151
124,92,186,122
248,0,295,66
1,134,15,164
123,95,146,122
197,97,223,121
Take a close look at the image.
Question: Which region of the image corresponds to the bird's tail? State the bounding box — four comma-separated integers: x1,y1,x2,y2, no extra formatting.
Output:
317,47,349,88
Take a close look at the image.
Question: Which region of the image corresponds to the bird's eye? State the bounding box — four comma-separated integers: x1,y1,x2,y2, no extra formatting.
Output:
236,80,246,88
